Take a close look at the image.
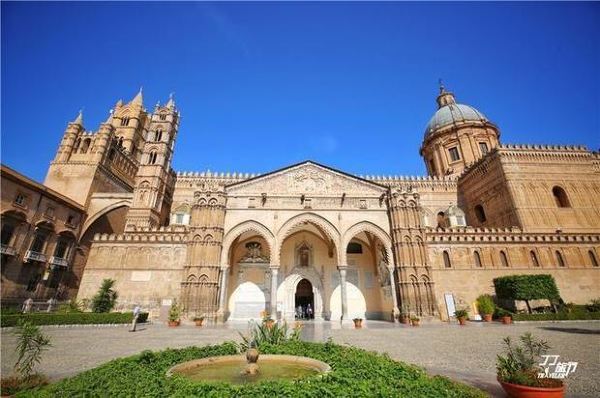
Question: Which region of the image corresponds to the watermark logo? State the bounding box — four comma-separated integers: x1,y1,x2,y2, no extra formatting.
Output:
538,355,578,379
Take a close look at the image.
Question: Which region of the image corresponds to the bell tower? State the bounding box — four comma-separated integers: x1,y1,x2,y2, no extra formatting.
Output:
124,95,179,229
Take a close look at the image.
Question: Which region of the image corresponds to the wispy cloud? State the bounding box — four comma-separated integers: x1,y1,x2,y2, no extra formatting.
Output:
197,3,250,57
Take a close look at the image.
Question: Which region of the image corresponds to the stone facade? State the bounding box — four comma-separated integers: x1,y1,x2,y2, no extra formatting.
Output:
2,87,599,321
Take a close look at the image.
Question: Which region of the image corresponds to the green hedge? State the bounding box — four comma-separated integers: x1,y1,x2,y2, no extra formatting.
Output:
1,312,148,328
15,341,485,398
493,274,560,301
513,312,600,321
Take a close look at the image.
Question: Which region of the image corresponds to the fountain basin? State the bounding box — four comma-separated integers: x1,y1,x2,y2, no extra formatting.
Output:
166,354,331,385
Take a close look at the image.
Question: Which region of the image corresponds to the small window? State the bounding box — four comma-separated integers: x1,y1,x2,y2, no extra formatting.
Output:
66,214,76,226
448,147,460,162
555,251,566,267
474,205,487,223
14,193,26,206
437,212,446,228
347,242,363,254
159,114,167,121
552,186,571,208
108,149,116,161
175,213,184,224
30,231,48,253
443,250,451,268
148,151,158,165
1,224,15,245
589,251,599,267
54,238,70,259
479,142,489,155
121,117,130,126
155,130,163,142
117,137,124,147
530,251,540,267
500,251,509,267
474,251,482,267
45,207,55,218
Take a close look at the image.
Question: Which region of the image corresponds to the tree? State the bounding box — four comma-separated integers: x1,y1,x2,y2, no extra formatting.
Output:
14,321,51,378
493,274,560,313
91,279,118,313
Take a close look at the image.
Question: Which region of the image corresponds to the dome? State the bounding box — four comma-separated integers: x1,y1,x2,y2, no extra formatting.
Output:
425,103,488,137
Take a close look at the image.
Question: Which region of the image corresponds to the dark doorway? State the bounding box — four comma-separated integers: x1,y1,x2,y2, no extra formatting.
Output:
295,279,314,319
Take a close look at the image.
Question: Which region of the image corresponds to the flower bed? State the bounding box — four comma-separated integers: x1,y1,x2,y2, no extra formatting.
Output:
0,312,148,328
15,341,486,397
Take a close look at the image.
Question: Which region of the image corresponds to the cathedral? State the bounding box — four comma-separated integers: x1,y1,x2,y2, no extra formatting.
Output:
2,86,599,322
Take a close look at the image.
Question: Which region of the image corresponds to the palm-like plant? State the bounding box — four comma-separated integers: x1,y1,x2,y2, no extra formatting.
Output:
14,321,51,378
91,279,118,313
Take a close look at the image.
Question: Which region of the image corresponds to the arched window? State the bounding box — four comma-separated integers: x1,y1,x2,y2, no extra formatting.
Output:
73,138,81,153
474,205,487,223
437,212,446,228
474,251,482,267
121,116,130,126
155,130,162,142
346,242,363,254
80,138,91,153
159,114,167,121
530,251,540,267
589,251,599,267
108,148,116,161
117,137,124,148
552,186,571,208
443,250,451,268
500,251,509,267
148,151,157,165
555,251,566,267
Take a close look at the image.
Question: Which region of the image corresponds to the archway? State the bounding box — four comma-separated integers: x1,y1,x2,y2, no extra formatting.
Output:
295,279,314,319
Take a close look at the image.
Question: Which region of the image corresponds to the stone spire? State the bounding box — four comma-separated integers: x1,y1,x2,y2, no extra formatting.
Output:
166,92,176,109
103,109,114,125
72,110,84,126
130,87,144,106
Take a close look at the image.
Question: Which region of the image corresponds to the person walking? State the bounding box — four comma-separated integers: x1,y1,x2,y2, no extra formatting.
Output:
130,305,141,332
22,297,33,313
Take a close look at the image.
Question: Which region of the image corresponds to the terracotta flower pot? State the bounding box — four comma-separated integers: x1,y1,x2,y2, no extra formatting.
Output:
502,316,512,325
400,315,410,324
353,319,363,328
498,379,565,398
168,320,180,327
483,314,493,322
411,319,420,327
458,316,467,325
194,319,204,327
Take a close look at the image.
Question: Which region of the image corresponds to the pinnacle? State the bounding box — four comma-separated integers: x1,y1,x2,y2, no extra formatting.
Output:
72,110,84,126
166,92,176,109
130,87,144,106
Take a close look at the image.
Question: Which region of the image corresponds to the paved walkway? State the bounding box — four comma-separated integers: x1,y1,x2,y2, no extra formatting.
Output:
2,320,598,397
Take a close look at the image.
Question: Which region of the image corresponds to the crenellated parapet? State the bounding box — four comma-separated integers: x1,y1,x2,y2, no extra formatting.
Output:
425,226,600,244
92,224,189,243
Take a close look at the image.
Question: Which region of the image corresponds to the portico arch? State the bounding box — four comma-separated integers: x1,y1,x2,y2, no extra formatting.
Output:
341,221,393,267
275,212,341,265
221,220,276,266
277,265,326,320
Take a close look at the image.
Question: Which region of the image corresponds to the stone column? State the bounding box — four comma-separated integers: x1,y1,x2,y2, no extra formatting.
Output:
216,266,229,321
388,266,400,321
338,265,349,320
269,266,279,319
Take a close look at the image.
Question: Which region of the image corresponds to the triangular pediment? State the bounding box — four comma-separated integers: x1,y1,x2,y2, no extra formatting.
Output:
226,161,387,196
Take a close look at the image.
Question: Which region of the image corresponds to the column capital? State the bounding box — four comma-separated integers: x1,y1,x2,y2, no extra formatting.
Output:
220,265,230,271
269,264,280,271
337,265,349,271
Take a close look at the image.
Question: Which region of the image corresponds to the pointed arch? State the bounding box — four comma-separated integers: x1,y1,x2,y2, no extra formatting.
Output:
221,220,275,266
341,221,393,268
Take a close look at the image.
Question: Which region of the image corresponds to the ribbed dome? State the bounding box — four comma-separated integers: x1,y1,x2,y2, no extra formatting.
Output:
425,103,488,137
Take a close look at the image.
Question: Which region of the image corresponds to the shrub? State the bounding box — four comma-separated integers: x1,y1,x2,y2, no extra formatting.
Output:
454,309,469,319
1,312,148,328
512,312,600,321
238,320,301,351
168,301,181,322
91,279,118,313
17,341,486,397
1,374,48,396
476,294,495,315
13,321,51,378
496,332,561,388
493,274,560,313
587,298,600,313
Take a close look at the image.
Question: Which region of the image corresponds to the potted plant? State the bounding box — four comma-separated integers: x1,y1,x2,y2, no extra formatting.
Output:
497,308,513,325
167,301,181,327
352,318,363,328
477,294,496,322
193,315,205,327
454,309,469,325
410,315,420,326
496,332,564,398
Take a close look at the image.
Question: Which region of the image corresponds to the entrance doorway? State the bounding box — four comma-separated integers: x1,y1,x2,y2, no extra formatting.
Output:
294,279,314,319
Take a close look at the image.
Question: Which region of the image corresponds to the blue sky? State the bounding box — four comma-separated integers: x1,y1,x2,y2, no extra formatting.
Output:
2,2,599,182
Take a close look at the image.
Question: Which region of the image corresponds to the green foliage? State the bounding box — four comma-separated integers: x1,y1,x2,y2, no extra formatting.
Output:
1,312,148,328
495,308,513,318
238,320,301,351
91,279,118,313
57,299,83,313
493,274,560,301
512,312,600,321
476,294,495,315
587,298,600,312
14,322,51,378
17,341,486,397
454,309,469,318
496,332,555,387
168,301,181,322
